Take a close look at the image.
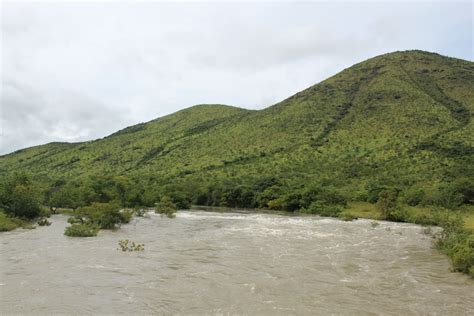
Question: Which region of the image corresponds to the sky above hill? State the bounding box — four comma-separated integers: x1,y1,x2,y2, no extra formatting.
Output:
1,0,472,155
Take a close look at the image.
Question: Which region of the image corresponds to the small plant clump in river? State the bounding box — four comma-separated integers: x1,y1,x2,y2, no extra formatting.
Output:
135,208,147,217
371,221,380,228
37,217,51,226
118,239,145,252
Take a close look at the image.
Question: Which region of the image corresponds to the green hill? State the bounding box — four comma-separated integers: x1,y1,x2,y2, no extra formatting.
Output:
1,50,473,200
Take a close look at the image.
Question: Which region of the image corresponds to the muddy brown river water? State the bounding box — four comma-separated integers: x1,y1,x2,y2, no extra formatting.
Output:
1,211,473,315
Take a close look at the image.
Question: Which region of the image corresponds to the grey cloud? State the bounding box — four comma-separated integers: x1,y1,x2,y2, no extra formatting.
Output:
0,1,472,154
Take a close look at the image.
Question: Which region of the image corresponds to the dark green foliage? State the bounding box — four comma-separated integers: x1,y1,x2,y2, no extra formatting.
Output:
161,187,192,209
366,183,389,204
155,196,177,218
425,183,465,209
0,173,41,219
78,202,132,229
376,189,410,222
278,193,303,212
49,184,84,211
301,201,344,217
451,177,474,205
64,202,132,236
403,187,425,206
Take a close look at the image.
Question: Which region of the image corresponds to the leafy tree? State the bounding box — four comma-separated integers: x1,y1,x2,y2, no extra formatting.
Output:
376,190,406,221
366,183,388,203
0,173,41,219
73,202,131,230
433,183,464,209
451,177,474,204
403,187,425,206
49,185,83,211
255,185,282,208
161,185,192,209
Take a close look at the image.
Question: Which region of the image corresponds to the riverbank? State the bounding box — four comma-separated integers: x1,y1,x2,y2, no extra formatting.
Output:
342,202,474,230
0,212,35,232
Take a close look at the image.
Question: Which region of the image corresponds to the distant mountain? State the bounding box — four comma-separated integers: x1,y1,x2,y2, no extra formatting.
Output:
1,50,473,198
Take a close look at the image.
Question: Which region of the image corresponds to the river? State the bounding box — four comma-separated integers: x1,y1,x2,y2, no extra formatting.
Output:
1,211,473,315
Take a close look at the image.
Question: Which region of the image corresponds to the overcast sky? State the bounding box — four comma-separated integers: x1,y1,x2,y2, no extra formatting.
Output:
1,0,472,155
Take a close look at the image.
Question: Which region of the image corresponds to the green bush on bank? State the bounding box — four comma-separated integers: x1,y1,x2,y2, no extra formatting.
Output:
0,211,26,232
0,173,41,219
434,213,473,276
155,196,177,218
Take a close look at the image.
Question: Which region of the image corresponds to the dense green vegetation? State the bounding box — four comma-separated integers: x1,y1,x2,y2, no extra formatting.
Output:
154,196,178,218
0,50,472,274
0,211,31,232
64,202,133,237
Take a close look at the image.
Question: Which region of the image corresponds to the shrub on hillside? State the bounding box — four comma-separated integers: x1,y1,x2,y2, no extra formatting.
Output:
428,184,464,209
366,183,388,204
402,187,425,206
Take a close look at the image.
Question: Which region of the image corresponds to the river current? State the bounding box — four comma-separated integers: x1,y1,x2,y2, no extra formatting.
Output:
1,211,473,315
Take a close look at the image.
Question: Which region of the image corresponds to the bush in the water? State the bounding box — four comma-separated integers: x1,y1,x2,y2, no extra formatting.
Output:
63,202,133,236
65,223,100,237
118,239,144,252
37,217,51,226
135,208,147,217
155,196,177,218
77,202,132,229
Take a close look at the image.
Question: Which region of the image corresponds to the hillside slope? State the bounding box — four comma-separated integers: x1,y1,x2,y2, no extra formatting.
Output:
1,50,473,199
